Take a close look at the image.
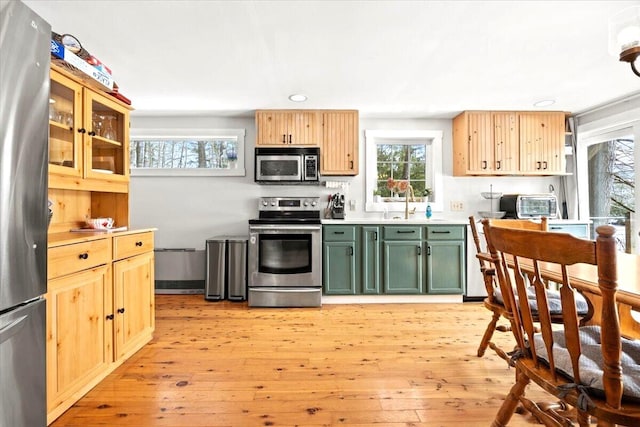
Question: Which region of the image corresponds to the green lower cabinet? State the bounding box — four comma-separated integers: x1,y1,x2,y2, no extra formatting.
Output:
425,240,465,294
322,224,466,295
361,226,381,294
323,241,357,294
383,241,423,294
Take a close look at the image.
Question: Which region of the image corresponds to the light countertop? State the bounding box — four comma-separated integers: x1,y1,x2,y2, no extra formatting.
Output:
322,218,590,226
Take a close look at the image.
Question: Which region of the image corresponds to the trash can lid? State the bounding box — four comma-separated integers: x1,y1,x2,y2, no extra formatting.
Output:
206,235,248,242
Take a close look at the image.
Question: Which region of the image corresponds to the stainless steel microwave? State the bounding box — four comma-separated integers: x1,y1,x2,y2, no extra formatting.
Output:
499,194,558,219
254,147,319,184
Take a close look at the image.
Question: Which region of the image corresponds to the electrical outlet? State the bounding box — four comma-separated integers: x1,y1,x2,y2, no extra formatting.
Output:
350,199,356,211
450,201,464,211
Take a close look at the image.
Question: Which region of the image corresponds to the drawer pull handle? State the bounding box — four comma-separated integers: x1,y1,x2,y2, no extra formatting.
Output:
431,231,451,234
117,308,125,314
78,253,89,260
349,246,353,256
135,241,143,246
334,231,345,234
373,231,378,241
417,245,421,256
427,246,432,256
106,314,114,320
397,230,416,234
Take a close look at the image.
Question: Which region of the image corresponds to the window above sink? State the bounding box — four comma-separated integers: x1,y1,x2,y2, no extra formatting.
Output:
364,129,443,213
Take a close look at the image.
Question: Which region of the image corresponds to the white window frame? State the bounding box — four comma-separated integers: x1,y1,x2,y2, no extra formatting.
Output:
129,128,246,177
364,129,443,212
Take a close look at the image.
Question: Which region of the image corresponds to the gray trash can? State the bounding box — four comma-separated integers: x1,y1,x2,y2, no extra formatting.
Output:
205,236,248,301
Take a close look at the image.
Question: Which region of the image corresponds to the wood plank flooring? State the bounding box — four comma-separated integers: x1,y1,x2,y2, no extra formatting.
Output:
50,296,551,426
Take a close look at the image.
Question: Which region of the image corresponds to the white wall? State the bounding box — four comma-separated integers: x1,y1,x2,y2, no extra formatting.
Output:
130,114,561,250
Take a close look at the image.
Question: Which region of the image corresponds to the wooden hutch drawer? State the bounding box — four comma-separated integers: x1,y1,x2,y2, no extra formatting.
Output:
47,238,110,279
113,231,154,261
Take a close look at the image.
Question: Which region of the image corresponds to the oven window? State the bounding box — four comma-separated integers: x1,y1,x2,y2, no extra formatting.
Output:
258,234,312,274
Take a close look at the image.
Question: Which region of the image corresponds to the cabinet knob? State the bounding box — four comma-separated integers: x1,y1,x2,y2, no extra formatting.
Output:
88,131,96,136
542,161,548,170
135,241,143,247
78,128,86,134
482,160,488,170
106,314,114,320
536,161,542,170
417,245,422,256
78,253,89,260
288,134,292,144
117,308,125,314
496,160,501,170
282,134,287,144
350,160,354,169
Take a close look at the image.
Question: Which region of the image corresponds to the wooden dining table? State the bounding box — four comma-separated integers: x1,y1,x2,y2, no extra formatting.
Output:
510,251,640,338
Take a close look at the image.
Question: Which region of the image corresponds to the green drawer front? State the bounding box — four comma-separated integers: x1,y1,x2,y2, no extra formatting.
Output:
324,225,357,241
383,226,422,240
425,225,464,240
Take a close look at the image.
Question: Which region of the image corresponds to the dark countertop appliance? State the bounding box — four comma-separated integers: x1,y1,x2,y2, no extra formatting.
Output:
248,197,322,307
254,147,319,184
499,194,558,219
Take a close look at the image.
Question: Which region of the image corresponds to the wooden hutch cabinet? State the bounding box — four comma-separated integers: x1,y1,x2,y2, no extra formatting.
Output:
46,64,155,425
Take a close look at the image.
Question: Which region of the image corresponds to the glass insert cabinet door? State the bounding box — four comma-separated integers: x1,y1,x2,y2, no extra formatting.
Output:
84,90,129,180
49,70,82,177
48,68,130,181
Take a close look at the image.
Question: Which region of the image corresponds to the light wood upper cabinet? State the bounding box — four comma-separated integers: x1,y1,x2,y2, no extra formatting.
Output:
255,110,320,146
453,110,565,176
519,112,565,174
49,65,132,193
321,110,359,175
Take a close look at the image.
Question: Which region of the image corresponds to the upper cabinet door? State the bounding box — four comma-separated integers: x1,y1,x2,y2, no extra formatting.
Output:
321,110,359,175
49,70,83,178
84,89,130,182
467,112,493,174
492,112,519,174
255,110,320,146
519,112,565,174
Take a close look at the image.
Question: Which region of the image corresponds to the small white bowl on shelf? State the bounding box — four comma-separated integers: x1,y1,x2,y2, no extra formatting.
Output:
86,217,114,229
481,192,503,199
478,211,506,219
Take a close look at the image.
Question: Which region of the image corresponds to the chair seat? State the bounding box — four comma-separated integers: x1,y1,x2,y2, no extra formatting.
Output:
533,325,640,402
494,286,589,316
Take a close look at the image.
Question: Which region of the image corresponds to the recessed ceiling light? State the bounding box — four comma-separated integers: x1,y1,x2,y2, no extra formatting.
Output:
288,94,307,102
533,99,555,107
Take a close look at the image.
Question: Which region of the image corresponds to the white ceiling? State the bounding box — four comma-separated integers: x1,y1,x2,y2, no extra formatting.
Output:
23,0,640,118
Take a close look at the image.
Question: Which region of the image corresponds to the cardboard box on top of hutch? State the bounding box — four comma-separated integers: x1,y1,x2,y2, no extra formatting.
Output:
50,39,114,91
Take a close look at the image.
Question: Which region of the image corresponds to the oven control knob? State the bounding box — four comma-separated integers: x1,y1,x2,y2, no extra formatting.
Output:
303,201,309,206
271,201,276,206
311,201,317,207
262,200,268,207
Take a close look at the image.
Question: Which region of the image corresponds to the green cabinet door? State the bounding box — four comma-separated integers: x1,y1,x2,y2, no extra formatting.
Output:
383,241,423,294
361,226,380,294
426,240,465,294
323,241,357,294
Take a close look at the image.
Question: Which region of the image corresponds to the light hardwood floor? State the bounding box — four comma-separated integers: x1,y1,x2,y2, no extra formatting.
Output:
50,296,551,426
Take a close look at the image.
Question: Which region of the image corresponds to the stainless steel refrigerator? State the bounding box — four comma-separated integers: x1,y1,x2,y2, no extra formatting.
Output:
0,1,50,426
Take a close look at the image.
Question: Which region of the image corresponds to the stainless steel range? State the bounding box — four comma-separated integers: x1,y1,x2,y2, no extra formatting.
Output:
248,196,322,307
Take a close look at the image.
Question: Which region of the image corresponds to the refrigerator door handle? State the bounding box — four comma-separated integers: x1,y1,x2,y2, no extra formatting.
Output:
0,314,28,345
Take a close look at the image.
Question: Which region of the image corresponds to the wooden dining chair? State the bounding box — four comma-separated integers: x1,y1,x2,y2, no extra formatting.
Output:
483,221,640,427
468,216,550,358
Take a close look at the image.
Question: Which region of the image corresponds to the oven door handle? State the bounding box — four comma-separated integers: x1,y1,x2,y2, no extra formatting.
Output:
249,225,321,232
249,288,320,293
